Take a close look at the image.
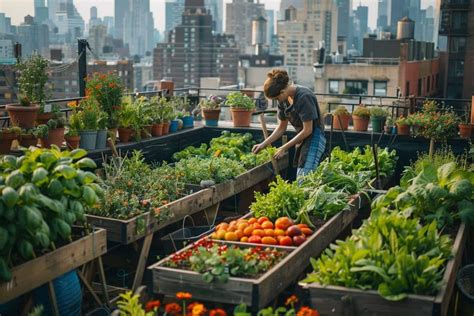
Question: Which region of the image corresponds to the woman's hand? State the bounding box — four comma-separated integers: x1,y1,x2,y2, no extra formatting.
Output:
252,143,266,154
274,146,287,159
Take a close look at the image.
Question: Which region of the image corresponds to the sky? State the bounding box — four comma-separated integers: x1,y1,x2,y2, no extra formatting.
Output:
1,0,435,33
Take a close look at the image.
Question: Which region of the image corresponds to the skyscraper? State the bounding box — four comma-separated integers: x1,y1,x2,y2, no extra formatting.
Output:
279,0,304,19
226,0,266,53
17,15,50,57
337,0,352,38
34,0,49,24
47,0,85,43
123,0,155,57
353,5,368,50
377,0,389,31
266,10,275,46
0,13,13,34
114,0,129,40
154,0,239,88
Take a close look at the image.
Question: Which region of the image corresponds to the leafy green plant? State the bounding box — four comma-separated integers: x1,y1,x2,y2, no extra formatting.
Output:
16,54,49,106
199,95,223,110
116,291,153,316
226,92,256,110
33,124,49,138
333,106,350,116
303,211,452,301
352,105,370,118
174,157,246,184
396,116,410,126
369,106,389,118
118,97,137,129
0,147,103,282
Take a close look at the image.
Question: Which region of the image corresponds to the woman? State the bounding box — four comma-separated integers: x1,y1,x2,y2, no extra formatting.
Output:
252,69,326,177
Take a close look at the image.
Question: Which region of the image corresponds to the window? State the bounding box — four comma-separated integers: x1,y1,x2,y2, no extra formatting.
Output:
451,37,467,53
405,81,410,96
329,80,339,94
418,78,422,95
374,81,387,96
427,77,431,92
344,80,368,94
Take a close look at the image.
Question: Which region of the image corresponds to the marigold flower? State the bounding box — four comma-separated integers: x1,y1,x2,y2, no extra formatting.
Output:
191,303,207,316
176,292,192,299
67,101,78,108
297,306,320,316
145,300,160,312
165,303,181,315
285,295,299,306
209,308,227,316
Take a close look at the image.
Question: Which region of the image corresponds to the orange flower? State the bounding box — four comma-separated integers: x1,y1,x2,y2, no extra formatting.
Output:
285,295,299,306
95,84,102,90
209,308,227,316
176,292,192,300
165,303,181,315
297,307,320,316
109,82,116,88
67,101,78,108
145,300,160,312
191,303,206,316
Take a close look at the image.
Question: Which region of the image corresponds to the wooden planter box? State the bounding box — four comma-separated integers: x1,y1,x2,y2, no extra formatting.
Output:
87,155,289,245
149,194,363,309
299,223,467,316
0,228,107,304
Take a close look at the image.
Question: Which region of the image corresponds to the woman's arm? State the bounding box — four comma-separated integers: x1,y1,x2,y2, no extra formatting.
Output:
252,119,289,154
274,120,313,159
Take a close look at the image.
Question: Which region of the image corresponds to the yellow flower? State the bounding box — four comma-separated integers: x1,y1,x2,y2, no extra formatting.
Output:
191,303,207,316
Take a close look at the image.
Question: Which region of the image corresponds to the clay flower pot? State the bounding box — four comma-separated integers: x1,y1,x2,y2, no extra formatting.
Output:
459,123,472,139
6,104,40,129
162,121,170,135
20,134,38,148
0,132,17,154
230,108,254,127
397,124,410,135
332,114,351,130
151,123,163,136
117,127,133,143
36,112,54,125
352,115,369,131
65,135,81,149
40,127,65,148
202,109,221,126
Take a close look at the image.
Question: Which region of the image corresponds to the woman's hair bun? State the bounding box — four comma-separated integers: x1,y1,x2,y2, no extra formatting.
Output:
267,69,289,85
263,69,290,98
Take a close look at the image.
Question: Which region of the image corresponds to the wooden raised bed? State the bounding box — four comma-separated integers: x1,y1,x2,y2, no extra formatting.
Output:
299,223,467,316
149,193,364,309
0,228,107,304
86,155,289,244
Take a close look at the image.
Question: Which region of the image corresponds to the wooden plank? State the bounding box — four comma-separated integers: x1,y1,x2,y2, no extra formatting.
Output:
131,230,154,292
300,224,468,316
0,228,107,303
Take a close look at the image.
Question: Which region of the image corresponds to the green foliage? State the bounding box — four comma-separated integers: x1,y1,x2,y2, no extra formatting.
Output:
333,105,350,116
16,54,49,106
116,291,153,316
27,305,44,316
303,212,452,301
226,92,256,110
369,106,390,118
199,95,223,110
352,105,371,118
0,147,103,281
396,116,410,126
174,157,246,184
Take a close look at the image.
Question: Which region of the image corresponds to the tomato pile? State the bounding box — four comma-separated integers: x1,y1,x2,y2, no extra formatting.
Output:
211,216,313,247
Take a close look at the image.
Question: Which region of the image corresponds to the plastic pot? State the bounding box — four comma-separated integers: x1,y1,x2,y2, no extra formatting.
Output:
169,120,179,133
79,130,98,150
96,129,107,149
182,116,194,128
371,117,385,133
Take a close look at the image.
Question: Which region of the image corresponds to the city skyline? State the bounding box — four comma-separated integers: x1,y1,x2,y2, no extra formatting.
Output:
1,0,435,32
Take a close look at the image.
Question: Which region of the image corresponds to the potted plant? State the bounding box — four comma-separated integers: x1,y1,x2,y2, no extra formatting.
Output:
396,115,411,135
40,114,66,148
200,95,222,126
65,110,82,149
77,99,99,150
117,97,136,143
352,105,370,131
7,54,49,128
95,110,109,149
150,96,164,137
458,111,472,139
369,106,389,132
332,106,351,130
226,91,256,127
172,96,194,129
34,124,50,148
160,102,174,135
384,116,395,134
0,127,21,154
19,128,38,148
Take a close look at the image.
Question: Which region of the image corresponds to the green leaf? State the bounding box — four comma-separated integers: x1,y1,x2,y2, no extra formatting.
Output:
53,165,77,179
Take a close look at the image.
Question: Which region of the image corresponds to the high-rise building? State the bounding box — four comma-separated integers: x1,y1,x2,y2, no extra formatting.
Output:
0,13,13,34
88,24,108,56
34,0,49,24
103,16,115,36
115,0,129,39
123,0,155,57
266,10,275,45
438,0,474,99
277,0,338,86
154,0,239,88
0,39,14,59
353,5,368,50
337,0,352,38
205,0,224,34
17,15,50,57
279,0,304,19
377,0,389,30
47,0,85,43
226,0,266,53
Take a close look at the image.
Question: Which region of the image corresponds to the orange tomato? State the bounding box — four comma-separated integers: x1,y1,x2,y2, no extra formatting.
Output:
252,223,262,230
210,232,218,239
216,230,226,240
275,217,293,230
252,229,265,237
248,235,262,244
240,236,249,243
224,231,239,241
243,226,254,236
261,221,274,229
274,229,286,237
264,229,275,237
248,217,257,224
297,224,309,229
257,216,270,225
229,220,237,227
227,225,237,232
279,236,293,246
217,222,229,231
301,228,314,236
261,236,277,245
237,222,248,231
235,229,244,239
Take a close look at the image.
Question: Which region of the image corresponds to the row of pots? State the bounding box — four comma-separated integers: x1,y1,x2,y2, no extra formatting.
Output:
333,115,387,132
117,117,195,143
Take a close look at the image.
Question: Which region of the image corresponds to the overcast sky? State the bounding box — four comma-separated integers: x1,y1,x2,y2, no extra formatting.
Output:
1,0,435,32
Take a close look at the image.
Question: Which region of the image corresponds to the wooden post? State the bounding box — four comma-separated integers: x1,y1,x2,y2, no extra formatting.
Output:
259,113,280,175
132,213,154,292
48,281,60,316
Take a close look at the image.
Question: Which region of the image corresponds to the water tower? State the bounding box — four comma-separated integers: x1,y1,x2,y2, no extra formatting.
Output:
397,17,415,40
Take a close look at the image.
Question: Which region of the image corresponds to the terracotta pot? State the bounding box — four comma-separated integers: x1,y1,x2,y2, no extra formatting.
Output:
352,115,369,131
230,108,254,127
332,114,351,130
20,134,38,148
40,127,64,148
0,132,17,154
118,127,133,143
397,124,410,135
6,104,40,129
202,109,221,121
459,123,472,139
151,123,163,136
36,112,54,125
162,121,170,135
65,135,81,149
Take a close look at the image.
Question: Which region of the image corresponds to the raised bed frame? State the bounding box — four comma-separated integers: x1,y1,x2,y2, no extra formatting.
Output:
300,223,467,316
149,193,367,309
